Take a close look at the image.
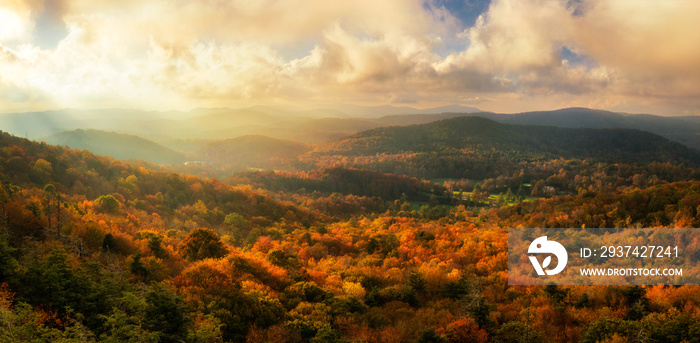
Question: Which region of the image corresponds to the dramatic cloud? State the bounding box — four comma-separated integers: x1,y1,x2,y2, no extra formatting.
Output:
0,0,699,114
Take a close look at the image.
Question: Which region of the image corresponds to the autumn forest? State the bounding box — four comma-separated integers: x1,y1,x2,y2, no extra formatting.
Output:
1,108,700,343
3,0,700,341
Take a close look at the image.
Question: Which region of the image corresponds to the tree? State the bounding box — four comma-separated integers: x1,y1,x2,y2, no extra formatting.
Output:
147,235,167,259
0,235,17,282
471,184,488,205
187,314,224,343
407,270,426,292
505,187,514,202
179,228,228,261
415,328,447,343
97,195,121,214
144,285,191,343
99,292,160,343
438,318,487,343
30,159,52,184
129,253,150,278
15,249,92,319
0,182,18,230
531,180,545,197
580,318,636,343
0,298,97,342
224,212,247,229
102,233,116,253
494,322,544,343
497,192,506,206
43,184,56,233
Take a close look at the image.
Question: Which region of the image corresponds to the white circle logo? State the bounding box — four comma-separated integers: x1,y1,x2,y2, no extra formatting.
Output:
528,236,568,275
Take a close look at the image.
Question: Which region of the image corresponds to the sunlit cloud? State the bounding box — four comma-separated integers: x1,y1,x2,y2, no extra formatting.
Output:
0,0,699,114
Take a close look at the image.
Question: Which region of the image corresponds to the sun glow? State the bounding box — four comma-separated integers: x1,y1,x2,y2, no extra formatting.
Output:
0,8,28,41
0,0,699,115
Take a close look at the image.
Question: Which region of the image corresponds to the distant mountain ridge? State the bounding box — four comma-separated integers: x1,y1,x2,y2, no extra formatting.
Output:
9,105,700,158
41,129,186,165
490,107,700,150
26,114,700,179
315,116,700,166
195,135,310,171
0,104,482,140
0,105,482,149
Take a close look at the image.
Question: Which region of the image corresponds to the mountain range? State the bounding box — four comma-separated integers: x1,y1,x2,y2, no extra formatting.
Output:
0,104,481,142
41,129,186,165
493,108,700,150
6,106,700,148
316,116,700,164
9,106,700,174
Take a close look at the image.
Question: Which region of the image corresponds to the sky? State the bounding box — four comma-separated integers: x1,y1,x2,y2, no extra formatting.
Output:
1,0,700,115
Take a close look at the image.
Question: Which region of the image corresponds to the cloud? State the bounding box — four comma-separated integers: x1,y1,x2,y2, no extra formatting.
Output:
2,0,486,109
0,0,699,114
572,0,700,97
457,0,574,72
434,0,700,112
575,1,700,76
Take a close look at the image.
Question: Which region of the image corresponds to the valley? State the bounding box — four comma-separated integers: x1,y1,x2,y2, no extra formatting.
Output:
1,106,700,342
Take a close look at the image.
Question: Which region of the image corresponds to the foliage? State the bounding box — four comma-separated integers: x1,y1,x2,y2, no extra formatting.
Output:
179,228,228,261
96,195,121,214
224,212,246,229
0,128,700,342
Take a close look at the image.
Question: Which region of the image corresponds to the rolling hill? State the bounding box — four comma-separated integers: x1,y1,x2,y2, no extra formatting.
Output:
195,135,311,171
0,104,482,142
3,117,700,342
41,129,187,165
307,116,700,178
11,106,700,152
488,107,700,150
320,116,700,161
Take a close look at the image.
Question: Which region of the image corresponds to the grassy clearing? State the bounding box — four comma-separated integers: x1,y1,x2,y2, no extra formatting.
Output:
452,190,536,206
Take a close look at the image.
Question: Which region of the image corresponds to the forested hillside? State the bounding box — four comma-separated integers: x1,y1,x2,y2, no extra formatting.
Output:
195,135,311,172
25,108,700,172
228,167,446,201
4,0,699,340
497,107,700,150
42,129,187,165
305,116,700,179
2,127,700,343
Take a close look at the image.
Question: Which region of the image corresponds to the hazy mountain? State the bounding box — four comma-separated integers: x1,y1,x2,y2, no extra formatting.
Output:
502,108,629,128
41,129,186,165
11,105,700,151
377,111,510,126
290,108,351,118
247,118,384,143
317,116,700,165
181,109,279,130
491,107,700,150
159,139,217,154
195,135,311,170
0,108,200,139
0,105,483,143
319,104,482,117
